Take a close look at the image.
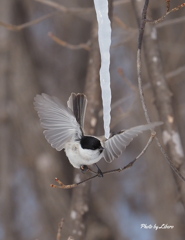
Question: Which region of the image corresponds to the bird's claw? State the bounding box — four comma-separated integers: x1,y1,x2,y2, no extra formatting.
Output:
80,164,103,177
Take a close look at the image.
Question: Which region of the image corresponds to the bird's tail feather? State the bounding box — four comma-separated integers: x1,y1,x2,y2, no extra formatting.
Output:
67,93,87,129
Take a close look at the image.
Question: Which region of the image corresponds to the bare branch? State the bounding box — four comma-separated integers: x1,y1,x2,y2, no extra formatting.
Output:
50,175,98,190
131,0,153,126
157,15,185,28
155,136,185,182
0,11,58,31
118,68,138,92
165,65,185,79
48,32,91,51
35,0,95,21
132,0,185,200
113,16,135,31
147,3,185,24
35,0,92,14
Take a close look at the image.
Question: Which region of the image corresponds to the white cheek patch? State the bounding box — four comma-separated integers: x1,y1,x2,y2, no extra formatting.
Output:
79,144,101,160
79,148,95,160
65,141,103,168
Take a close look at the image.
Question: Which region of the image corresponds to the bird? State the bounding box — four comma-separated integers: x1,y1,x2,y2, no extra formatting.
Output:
34,93,162,176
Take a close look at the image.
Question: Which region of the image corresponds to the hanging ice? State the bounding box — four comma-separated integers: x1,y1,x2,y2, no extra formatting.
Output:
94,0,111,139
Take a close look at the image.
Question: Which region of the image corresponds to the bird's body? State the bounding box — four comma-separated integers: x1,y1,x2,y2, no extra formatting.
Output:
65,136,103,168
34,93,162,169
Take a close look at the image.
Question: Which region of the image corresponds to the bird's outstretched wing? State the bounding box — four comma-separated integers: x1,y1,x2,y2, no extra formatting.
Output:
34,93,82,151
67,93,87,129
103,122,163,163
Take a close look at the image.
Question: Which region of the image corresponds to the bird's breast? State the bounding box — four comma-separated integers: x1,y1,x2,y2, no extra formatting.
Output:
64,141,102,168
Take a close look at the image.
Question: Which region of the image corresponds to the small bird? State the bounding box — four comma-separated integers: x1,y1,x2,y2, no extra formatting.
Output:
34,93,162,175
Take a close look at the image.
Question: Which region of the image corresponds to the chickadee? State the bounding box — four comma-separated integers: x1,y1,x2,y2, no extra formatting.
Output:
34,93,162,174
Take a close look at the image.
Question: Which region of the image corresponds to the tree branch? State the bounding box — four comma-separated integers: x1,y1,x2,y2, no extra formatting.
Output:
147,3,185,24
48,32,91,51
132,0,185,206
0,11,58,31
35,0,95,21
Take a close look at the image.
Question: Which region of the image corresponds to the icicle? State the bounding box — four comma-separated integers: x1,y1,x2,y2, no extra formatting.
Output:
94,0,111,139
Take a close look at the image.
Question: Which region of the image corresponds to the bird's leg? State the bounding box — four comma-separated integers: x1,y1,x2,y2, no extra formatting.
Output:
80,165,89,174
80,164,103,177
95,163,103,177
80,165,100,175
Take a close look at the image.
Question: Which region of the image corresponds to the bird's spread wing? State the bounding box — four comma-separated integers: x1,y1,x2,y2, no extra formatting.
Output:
67,93,87,129
34,93,82,151
103,122,163,163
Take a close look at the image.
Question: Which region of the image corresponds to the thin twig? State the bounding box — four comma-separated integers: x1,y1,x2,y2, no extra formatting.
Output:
50,175,98,189
155,136,185,182
118,68,138,92
157,15,185,28
35,0,92,14
147,3,185,24
50,134,155,189
0,11,58,31
113,16,138,45
48,32,91,51
113,16,136,32
35,0,95,21
137,0,151,124
165,65,185,79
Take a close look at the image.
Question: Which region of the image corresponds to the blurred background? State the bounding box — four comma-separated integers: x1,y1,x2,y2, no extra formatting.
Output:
1,0,185,239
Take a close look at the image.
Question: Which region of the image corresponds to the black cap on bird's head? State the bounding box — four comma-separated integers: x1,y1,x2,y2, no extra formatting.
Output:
80,136,103,152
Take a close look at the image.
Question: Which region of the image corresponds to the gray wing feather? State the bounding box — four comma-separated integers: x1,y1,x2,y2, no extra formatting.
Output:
103,122,163,163
67,93,87,129
34,93,82,151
